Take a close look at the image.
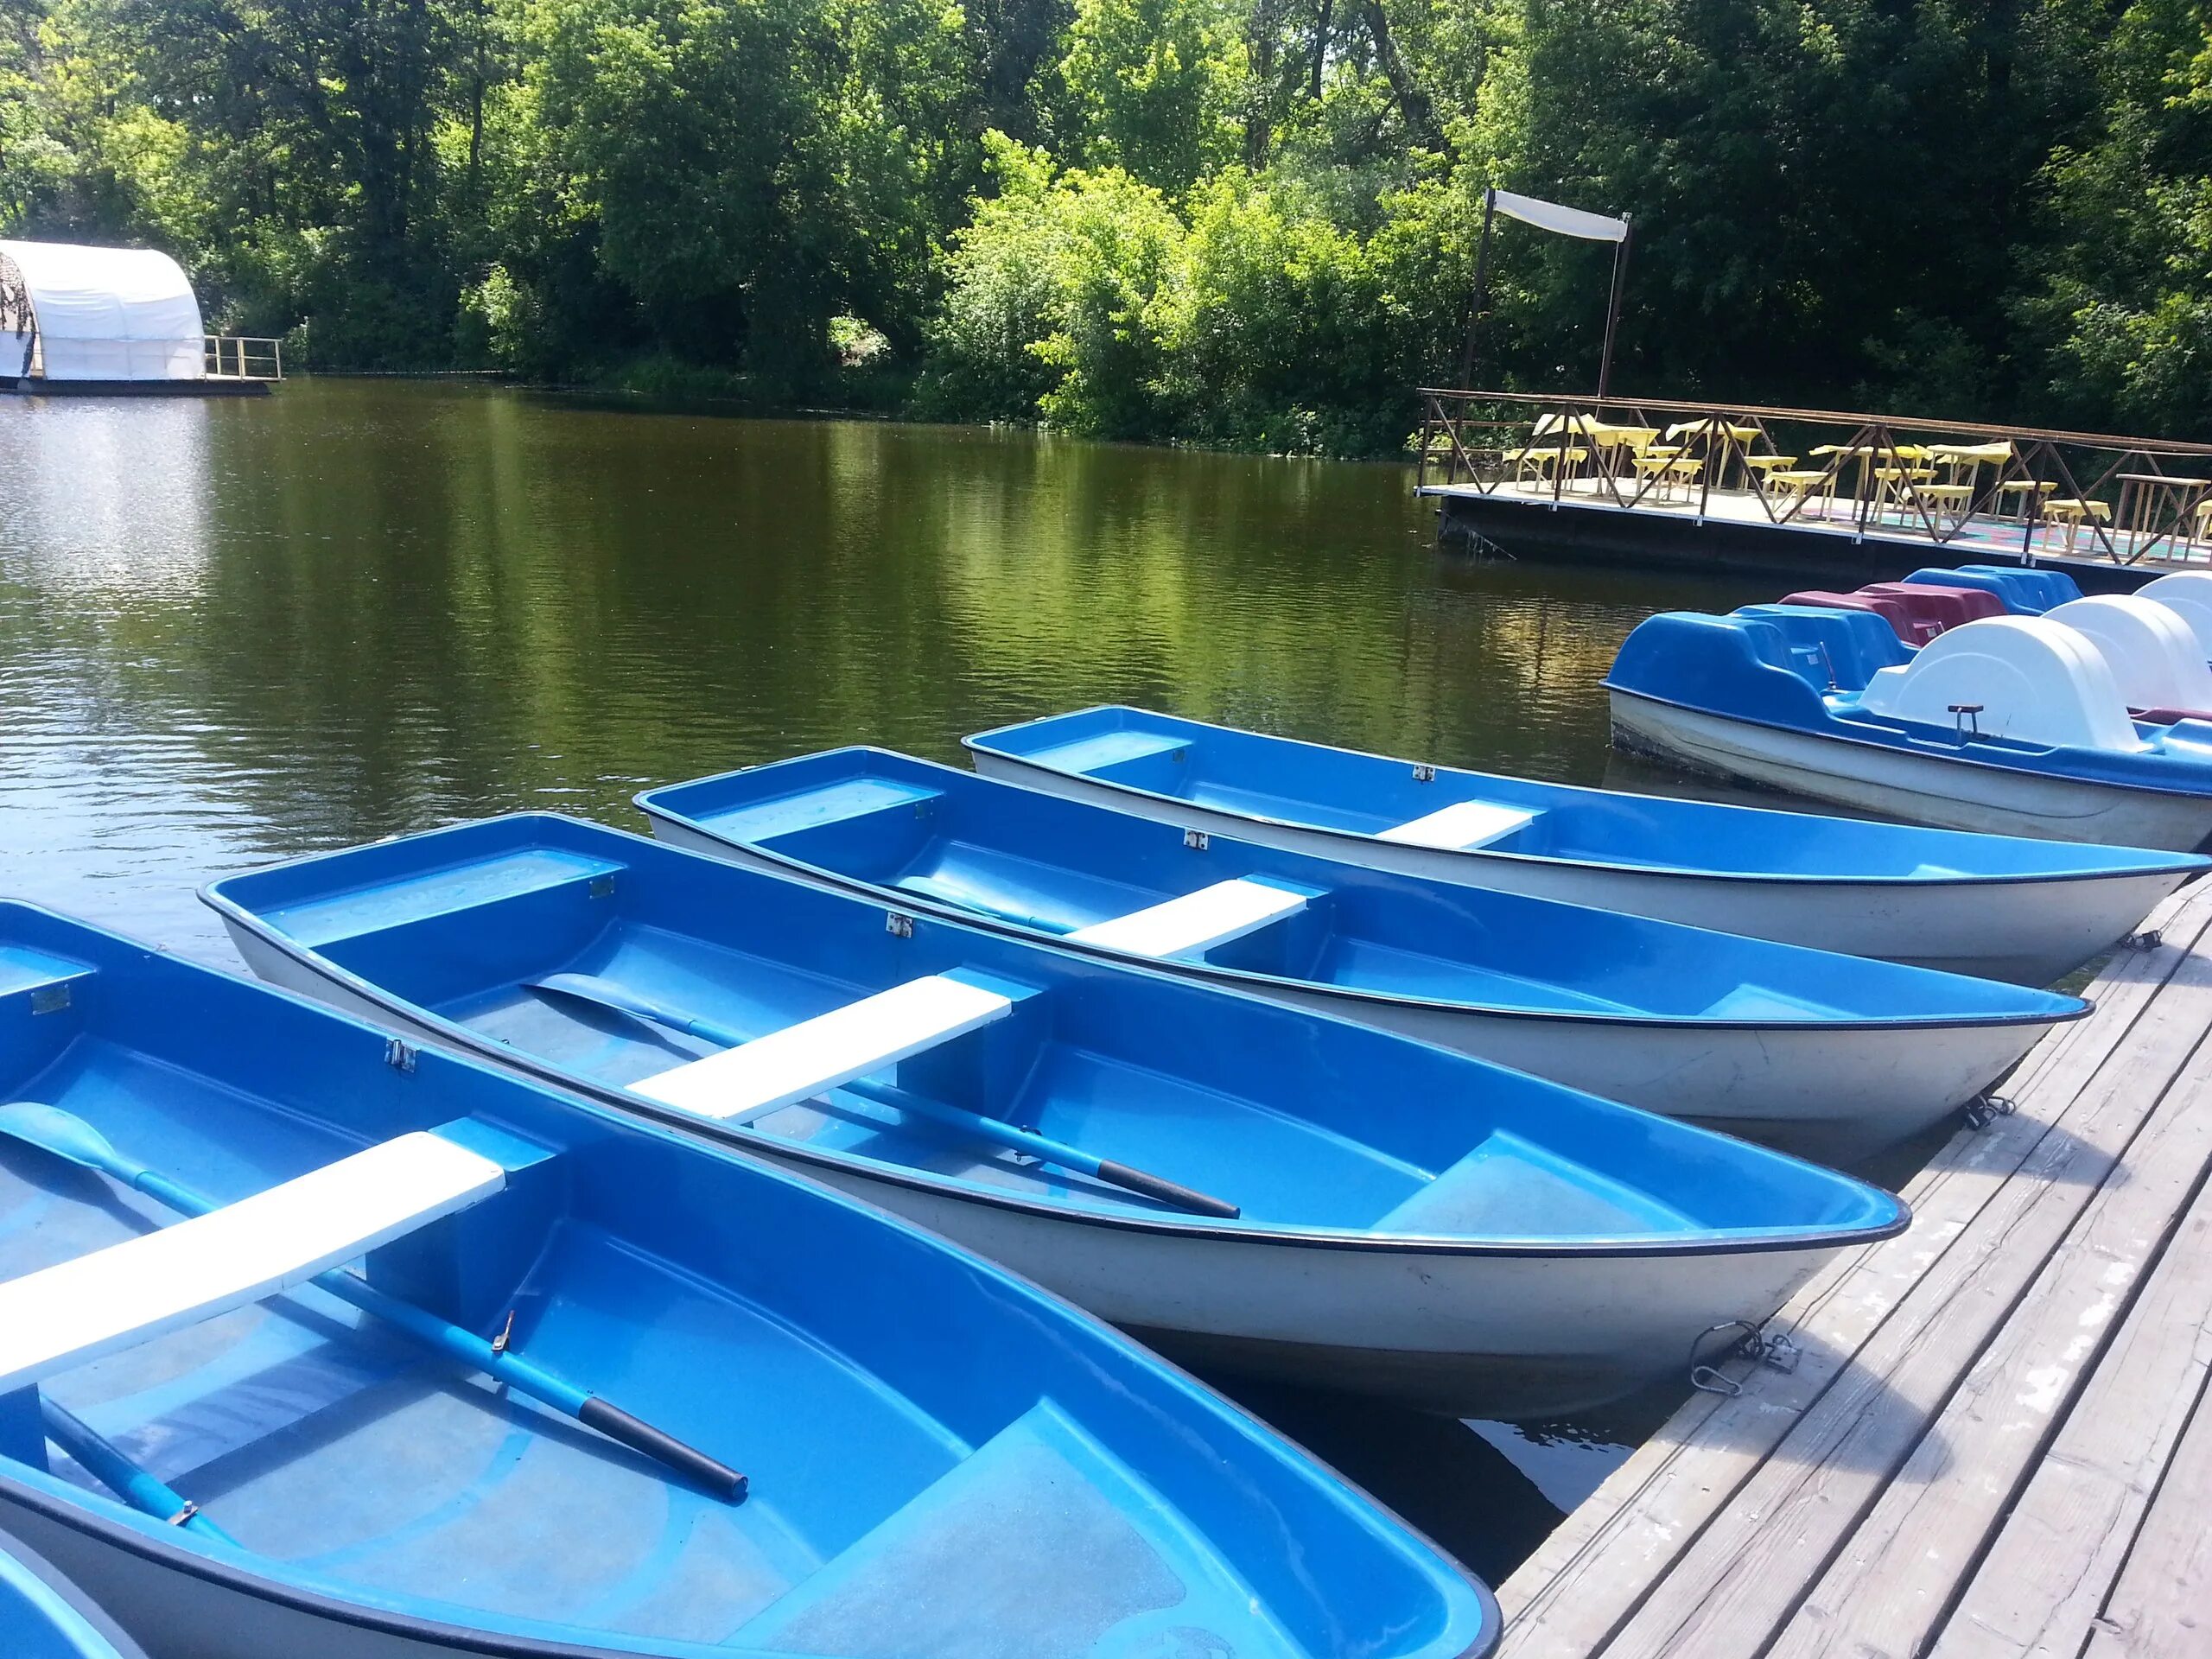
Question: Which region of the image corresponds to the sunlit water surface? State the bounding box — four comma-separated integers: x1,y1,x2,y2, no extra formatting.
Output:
0,378,1787,1582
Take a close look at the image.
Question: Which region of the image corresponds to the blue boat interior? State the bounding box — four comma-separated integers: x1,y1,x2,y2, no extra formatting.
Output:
965,705,2202,879
0,905,1493,1659
639,749,2085,1028
204,816,1907,1253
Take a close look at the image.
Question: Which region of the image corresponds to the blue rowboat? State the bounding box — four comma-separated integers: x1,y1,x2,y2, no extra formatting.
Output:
0,902,1496,1658
637,748,2087,1164
203,815,1910,1418
1607,598,2212,851
963,706,2207,982
1,1529,146,1659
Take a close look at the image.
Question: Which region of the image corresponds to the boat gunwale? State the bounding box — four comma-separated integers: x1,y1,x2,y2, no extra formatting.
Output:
4,1456,1506,1659
633,758,2093,1034
963,704,2212,885
0,1521,150,1659
1602,680,2212,810
0,1474,690,1659
200,868,1913,1263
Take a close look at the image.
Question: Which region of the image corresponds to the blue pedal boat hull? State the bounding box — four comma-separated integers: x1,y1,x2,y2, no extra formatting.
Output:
636,748,2086,1165
201,816,1910,1420
0,902,1496,1659
0,1529,148,1659
1607,607,2212,851
963,706,2206,983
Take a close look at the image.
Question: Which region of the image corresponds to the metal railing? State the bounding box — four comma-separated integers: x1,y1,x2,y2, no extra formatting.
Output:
1414,388,2212,567
204,336,284,381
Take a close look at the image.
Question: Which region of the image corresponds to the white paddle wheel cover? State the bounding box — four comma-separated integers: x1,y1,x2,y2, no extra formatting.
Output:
1859,616,2146,752
2044,596,2212,711
2135,573,2212,662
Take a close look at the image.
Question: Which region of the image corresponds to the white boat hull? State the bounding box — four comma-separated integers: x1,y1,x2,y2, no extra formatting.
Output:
1608,690,2212,854
972,749,2193,984
225,927,1862,1420
646,814,2047,1165
1255,982,2041,1166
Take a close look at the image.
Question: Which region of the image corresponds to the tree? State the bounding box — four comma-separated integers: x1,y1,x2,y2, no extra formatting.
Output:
1056,0,1245,194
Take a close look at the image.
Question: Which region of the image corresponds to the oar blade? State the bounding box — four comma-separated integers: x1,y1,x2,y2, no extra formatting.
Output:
0,1101,133,1180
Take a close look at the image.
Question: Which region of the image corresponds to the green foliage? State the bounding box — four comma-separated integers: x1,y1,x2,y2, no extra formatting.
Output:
2016,0,2212,431
3,0,2210,446
1056,0,1244,192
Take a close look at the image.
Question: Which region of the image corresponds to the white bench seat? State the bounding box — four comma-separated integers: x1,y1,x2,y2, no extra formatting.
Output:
1376,799,1538,850
632,971,1028,1122
1065,878,1312,958
0,1130,508,1394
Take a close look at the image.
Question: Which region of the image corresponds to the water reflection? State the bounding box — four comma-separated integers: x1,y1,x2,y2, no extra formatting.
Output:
0,378,1777,1576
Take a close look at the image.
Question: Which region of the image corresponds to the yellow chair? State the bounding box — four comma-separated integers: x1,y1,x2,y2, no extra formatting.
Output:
2044,498,2112,554
2188,499,2212,560
1762,469,1833,516
1631,450,1704,502
1504,444,1589,487
1915,483,1978,531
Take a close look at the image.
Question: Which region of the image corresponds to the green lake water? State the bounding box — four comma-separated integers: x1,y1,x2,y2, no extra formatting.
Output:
0,377,1784,1582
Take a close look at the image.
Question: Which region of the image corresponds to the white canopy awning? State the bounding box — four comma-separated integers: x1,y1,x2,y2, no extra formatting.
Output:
1490,189,1629,245
0,239,206,382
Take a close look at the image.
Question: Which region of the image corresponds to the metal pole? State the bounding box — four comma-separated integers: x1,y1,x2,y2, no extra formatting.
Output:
1597,215,1632,398
1458,189,1498,389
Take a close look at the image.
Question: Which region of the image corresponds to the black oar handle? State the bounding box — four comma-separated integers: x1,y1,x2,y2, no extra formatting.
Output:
1096,1160,1240,1220
579,1398,748,1502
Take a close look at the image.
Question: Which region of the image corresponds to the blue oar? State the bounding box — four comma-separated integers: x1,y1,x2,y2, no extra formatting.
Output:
39,1398,238,1545
0,1103,746,1502
529,973,1241,1220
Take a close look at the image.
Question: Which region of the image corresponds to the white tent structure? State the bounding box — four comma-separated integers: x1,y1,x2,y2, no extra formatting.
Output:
0,239,207,383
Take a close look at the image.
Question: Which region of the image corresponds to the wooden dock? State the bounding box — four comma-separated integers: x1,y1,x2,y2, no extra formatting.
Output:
1497,874,2212,1659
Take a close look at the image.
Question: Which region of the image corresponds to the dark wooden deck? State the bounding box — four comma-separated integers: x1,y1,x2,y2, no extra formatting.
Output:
1495,874,2212,1658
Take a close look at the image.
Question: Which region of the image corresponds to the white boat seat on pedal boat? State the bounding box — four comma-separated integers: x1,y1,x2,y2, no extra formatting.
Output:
0,1131,508,1392
1376,799,1538,850
632,972,1022,1121
1065,878,1311,957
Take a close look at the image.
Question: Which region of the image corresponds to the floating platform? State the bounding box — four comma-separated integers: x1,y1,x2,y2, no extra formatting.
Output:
5,378,273,397
1424,481,2160,595
1496,872,2212,1658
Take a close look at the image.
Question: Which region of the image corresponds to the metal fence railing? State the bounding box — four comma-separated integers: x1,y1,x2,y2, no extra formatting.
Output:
1415,388,2212,567
204,336,284,381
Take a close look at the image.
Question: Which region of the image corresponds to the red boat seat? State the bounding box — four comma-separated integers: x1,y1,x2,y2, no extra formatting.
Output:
1859,582,2006,644
1780,589,1916,639
2134,707,2212,725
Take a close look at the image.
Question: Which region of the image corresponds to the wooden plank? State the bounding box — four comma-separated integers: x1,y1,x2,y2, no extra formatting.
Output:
1376,798,1539,849
1554,899,2212,1659
1497,890,2212,1657
1497,906,2198,1649
1769,1029,2212,1658
0,1132,506,1392
1066,877,1310,957
2078,1371,2212,1659
1930,1147,2212,1659
632,973,1018,1121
